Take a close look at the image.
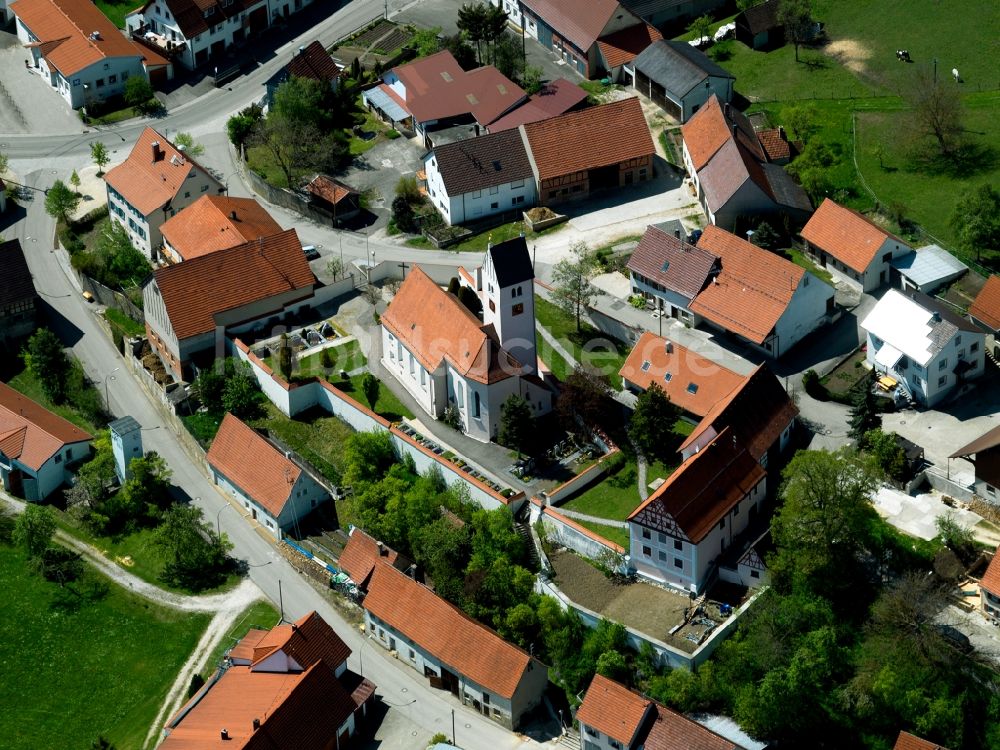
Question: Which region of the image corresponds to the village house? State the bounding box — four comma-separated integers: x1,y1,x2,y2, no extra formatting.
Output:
380,238,553,443
576,673,747,750
161,611,375,749
523,97,656,206
264,40,344,108
692,224,835,358
0,381,93,502
618,332,745,419
681,96,811,230
949,425,1000,504
338,527,414,593
142,228,316,380
801,198,912,292
862,289,984,408
159,194,282,263
893,730,951,750
10,0,170,110
362,51,526,147
422,128,537,226
627,223,719,323
890,244,968,295
126,0,315,70
363,560,548,730
207,413,329,540
628,39,734,123
968,275,1000,357
486,78,588,132
979,547,1000,621
735,0,783,50
0,239,40,345
104,127,224,259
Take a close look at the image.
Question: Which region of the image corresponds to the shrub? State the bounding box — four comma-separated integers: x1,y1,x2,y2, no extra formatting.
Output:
802,369,829,401
604,450,626,475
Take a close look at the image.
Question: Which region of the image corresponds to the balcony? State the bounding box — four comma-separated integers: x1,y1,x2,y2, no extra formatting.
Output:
131,26,187,58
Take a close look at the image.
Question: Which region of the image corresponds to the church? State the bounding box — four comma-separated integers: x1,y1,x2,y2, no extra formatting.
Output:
380,237,553,443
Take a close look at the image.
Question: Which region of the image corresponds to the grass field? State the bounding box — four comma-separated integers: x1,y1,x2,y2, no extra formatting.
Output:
266,340,367,379
405,218,567,253
0,543,209,750
201,600,280,679
575,519,629,549
93,0,134,27
104,308,145,338
562,457,678,522
784,247,835,285
534,296,630,382
331,373,414,422
250,402,355,484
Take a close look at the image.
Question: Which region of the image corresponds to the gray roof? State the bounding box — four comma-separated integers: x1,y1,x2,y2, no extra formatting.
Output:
737,0,780,35
431,129,534,197
0,239,38,308
109,416,142,435
488,237,534,287
632,40,734,99
760,163,812,213
627,225,717,300
891,244,968,288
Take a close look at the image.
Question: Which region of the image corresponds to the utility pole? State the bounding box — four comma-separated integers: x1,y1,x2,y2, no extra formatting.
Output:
278,579,284,623
451,709,456,745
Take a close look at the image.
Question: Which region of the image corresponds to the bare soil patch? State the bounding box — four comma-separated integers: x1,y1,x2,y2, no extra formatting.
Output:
825,39,872,76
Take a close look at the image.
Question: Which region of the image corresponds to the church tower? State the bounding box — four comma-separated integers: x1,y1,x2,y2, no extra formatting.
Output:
480,236,537,373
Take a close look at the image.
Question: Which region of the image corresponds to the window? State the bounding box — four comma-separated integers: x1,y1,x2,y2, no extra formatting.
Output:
490,202,499,209
956,335,962,345
733,502,739,515
511,179,524,188
663,372,672,382
642,528,651,539
938,376,947,387
96,78,105,87
511,195,525,205
184,191,191,198
643,546,652,557
750,570,760,579
474,391,481,418
409,649,416,662
55,454,62,464
972,342,980,353
958,349,965,359
640,360,651,372
201,184,209,192
719,517,726,530
489,185,499,195
658,551,666,561
674,540,683,551
939,358,948,370
512,303,524,316
489,299,495,312
674,558,683,569
687,382,698,394
482,694,490,705
108,74,117,84
658,533,666,544
420,369,426,386
472,189,481,198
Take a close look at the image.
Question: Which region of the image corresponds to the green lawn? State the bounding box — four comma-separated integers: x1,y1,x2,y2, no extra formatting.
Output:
104,308,145,338
575,519,629,549
349,107,394,156
266,340,367,380
6,369,102,435
562,458,677,522
406,218,566,253
331,373,415,422
93,0,135,27
784,246,835,286
0,543,210,750
534,296,630,382
182,412,224,448
246,145,289,189
249,402,355,484
201,600,280,679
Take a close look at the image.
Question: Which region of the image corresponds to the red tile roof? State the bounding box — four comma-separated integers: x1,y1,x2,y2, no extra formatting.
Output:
364,561,543,699
0,381,92,471
970,275,1000,331
229,629,269,664
520,0,622,52
801,198,906,274
981,547,1000,599
286,40,343,83
597,23,662,69
10,0,148,76
392,51,525,126
626,223,718,301
150,228,314,340
644,703,741,750
207,414,302,518
679,364,798,462
104,128,222,217
681,95,763,172
380,266,522,384
338,527,401,590
576,674,651,745
756,127,795,162
160,196,282,262
619,332,745,417
629,427,765,542
305,175,357,208
487,78,588,132
894,730,950,750
249,611,352,673
522,96,654,181
691,225,809,345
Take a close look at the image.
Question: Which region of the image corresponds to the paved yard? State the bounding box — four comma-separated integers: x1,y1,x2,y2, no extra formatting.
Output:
338,133,425,213
872,486,983,541
0,31,82,135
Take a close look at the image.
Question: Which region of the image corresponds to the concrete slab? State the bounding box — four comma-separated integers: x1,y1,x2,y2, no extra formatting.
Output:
0,31,83,135
872,486,981,541
68,165,109,221
591,271,630,299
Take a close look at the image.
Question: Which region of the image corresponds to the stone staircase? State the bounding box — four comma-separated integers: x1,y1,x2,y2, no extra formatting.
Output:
514,521,540,569
558,731,581,750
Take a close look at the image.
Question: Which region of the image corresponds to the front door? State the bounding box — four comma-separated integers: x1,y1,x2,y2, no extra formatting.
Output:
252,508,258,521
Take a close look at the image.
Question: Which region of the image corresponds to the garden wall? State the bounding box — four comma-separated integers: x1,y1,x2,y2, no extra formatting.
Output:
541,449,618,506
531,498,625,557
587,307,644,347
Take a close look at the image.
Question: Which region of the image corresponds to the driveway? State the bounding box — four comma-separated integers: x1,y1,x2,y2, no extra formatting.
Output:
338,134,426,213
0,30,82,135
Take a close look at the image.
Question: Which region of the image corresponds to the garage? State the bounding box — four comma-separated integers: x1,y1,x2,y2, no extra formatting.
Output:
246,6,267,34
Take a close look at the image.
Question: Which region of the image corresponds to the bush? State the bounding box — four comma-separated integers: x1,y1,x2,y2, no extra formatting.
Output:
802,369,829,401
604,450,626,475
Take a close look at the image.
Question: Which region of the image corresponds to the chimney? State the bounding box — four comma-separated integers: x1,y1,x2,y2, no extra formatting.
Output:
221,729,230,741
230,210,238,221
377,541,386,556
151,141,161,162
778,125,786,140
674,229,681,240
931,311,941,323
252,718,261,731
724,102,730,119
298,45,305,54
664,341,673,354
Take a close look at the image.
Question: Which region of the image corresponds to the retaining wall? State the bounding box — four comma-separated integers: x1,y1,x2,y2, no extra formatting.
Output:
542,449,617,506
532,498,625,558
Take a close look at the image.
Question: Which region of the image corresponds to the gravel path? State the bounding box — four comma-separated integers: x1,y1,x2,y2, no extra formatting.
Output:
554,507,628,528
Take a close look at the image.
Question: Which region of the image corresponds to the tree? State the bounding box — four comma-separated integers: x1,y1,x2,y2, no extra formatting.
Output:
226,103,264,151
396,175,421,203
222,362,264,419
522,65,543,95
687,15,712,46
90,142,110,175
863,429,906,481
361,372,380,411
320,347,335,373
277,334,294,380
123,77,155,112
44,180,80,225
750,221,781,250
906,69,963,158
777,0,813,62
273,76,334,131
22,328,71,402
848,371,881,443
253,116,348,189
38,546,84,586
391,195,418,233
557,366,613,433
629,382,681,463
951,184,1000,262
153,503,233,591
483,4,509,64
552,242,598,331
457,3,489,64
173,132,204,157
456,285,482,316
782,103,818,142
191,365,227,414
13,504,56,559
936,512,977,563
499,395,534,456
492,32,525,83
326,256,345,281
0,150,8,176
440,32,477,70
69,170,81,192
94,220,149,288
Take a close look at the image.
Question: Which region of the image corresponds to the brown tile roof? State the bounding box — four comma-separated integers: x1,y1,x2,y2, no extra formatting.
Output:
0,239,38,309
0,381,92,471
801,198,907,275
737,0,780,35
893,730,950,750
487,78,588,132
392,51,526,126
576,674,651,745
981,548,1000,599
681,95,763,172
364,561,543,699
619,332,744,417
597,23,662,69
756,127,795,162
105,128,222,217
305,175,358,208
150,228,314,340
522,96,654,181
338,527,402,590
644,703,741,750
521,0,622,51
380,266,522,384
679,364,798,461
250,611,352,673
207,414,302,518
950,423,1000,459
969,275,1000,331
691,225,810,345
630,427,765,542
160,196,282,262
10,0,146,76
626,224,718,301
286,40,343,83
430,128,534,196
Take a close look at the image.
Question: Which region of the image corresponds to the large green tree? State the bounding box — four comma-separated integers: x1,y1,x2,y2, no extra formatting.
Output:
848,371,881,442
13,504,56,559
90,142,110,175
456,3,489,64
22,328,71,402
222,362,265,419
498,394,534,456
951,184,1000,262
154,503,233,591
552,242,598,331
44,180,80,225
629,382,681,463
777,0,814,62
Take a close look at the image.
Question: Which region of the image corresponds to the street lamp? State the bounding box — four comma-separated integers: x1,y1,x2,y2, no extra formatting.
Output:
103,367,120,408
215,501,230,537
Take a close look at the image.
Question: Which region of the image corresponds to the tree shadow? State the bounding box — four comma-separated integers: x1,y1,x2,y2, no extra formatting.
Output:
800,54,829,72
908,140,997,179
49,575,109,614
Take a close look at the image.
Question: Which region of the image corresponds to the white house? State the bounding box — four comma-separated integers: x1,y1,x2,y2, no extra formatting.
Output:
801,198,912,292
380,238,553,443
206,413,328,540
0,381,93,502
11,0,167,110
363,560,548,730
862,289,985,407
105,127,224,258
628,39,734,122
422,128,537,226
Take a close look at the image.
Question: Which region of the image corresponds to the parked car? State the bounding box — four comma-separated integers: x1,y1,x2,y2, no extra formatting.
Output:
302,245,319,260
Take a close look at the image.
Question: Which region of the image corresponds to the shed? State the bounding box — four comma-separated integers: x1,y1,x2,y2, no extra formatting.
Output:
735,0,783,50
630,39,734,122
890,244,968,294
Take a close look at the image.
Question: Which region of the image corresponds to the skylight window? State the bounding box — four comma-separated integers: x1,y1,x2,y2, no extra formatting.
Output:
640,360,651,372
664,372,672,382
687,382,698,394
